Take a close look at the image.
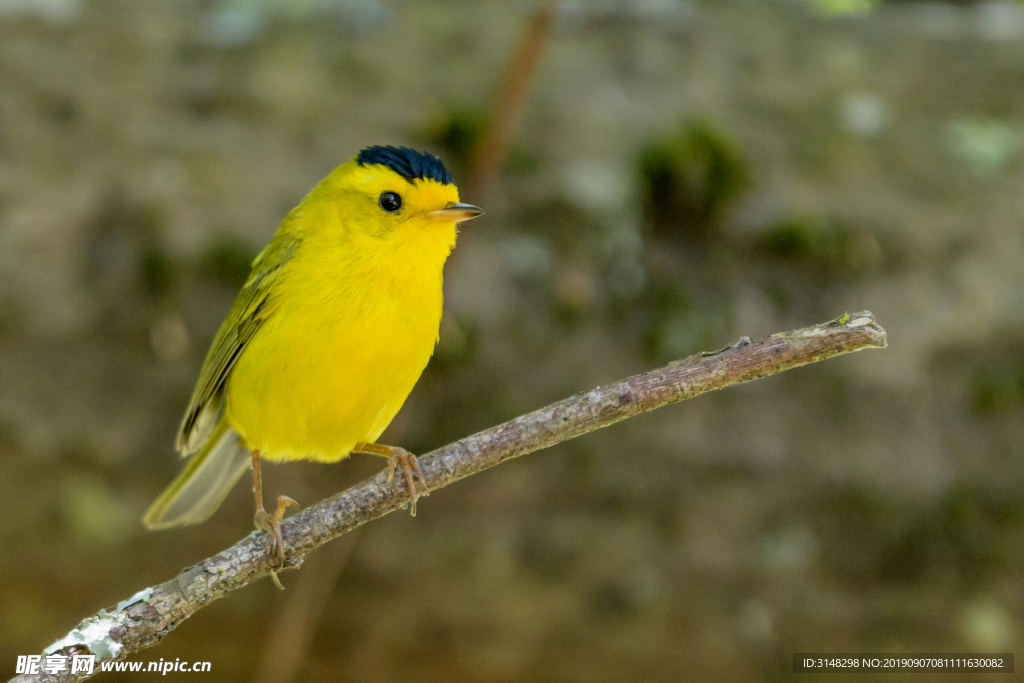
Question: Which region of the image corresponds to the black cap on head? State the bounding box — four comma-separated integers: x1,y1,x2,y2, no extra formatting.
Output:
356,145,453,185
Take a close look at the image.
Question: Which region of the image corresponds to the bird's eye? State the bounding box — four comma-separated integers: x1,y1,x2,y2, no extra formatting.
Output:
378,192,402,213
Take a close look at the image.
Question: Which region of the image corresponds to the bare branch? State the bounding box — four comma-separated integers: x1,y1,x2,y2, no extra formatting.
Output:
12,312,886,683
467,0,559,193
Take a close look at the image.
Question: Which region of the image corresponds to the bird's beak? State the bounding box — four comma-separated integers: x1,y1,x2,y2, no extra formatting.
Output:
427,202,484,222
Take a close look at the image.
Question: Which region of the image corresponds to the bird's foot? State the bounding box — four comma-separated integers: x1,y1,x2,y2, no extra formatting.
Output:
384,447,429,516
354,442,428,515
254,495,299,588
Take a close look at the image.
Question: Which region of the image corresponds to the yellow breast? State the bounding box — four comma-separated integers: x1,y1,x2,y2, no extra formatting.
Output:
225,201,455,462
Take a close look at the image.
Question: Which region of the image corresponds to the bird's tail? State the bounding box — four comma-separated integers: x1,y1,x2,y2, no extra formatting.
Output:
143,417,251,529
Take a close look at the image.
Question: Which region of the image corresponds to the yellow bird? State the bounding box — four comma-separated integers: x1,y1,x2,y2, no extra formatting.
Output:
144,146,482,561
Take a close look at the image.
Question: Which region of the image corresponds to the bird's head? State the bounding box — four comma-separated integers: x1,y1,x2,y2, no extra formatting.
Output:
312,146,482,255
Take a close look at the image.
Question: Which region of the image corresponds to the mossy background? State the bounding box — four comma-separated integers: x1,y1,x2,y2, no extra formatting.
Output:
3,0,1024,681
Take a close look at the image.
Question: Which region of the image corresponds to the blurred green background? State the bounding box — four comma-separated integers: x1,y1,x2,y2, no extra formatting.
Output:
3,0,1024,680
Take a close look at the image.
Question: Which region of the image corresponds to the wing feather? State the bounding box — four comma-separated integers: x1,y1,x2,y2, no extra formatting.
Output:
175,235,300,455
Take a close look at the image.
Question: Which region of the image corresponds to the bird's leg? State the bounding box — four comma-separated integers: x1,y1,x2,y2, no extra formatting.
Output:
352,442,428,515
251,449,299,572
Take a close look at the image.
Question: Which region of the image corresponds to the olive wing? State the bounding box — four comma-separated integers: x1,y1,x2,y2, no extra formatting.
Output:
175,236,300,456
